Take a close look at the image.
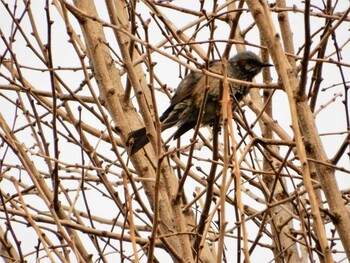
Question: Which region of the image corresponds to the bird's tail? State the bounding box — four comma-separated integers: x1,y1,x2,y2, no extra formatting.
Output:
126,127,150,155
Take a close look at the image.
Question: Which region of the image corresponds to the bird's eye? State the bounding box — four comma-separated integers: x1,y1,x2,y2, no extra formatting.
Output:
237,59,249,70
237,59,252,71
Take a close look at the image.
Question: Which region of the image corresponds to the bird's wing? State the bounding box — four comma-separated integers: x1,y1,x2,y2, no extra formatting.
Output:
168,60,220,107
159,71,202,122
169,72,202,106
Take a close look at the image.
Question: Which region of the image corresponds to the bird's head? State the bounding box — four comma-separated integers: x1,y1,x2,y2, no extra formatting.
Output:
229,51,273,80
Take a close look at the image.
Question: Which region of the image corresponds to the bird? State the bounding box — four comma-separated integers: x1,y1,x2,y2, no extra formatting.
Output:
126,51,272,155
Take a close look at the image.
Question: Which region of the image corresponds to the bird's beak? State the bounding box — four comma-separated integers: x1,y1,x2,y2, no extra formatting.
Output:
263,63,273,67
